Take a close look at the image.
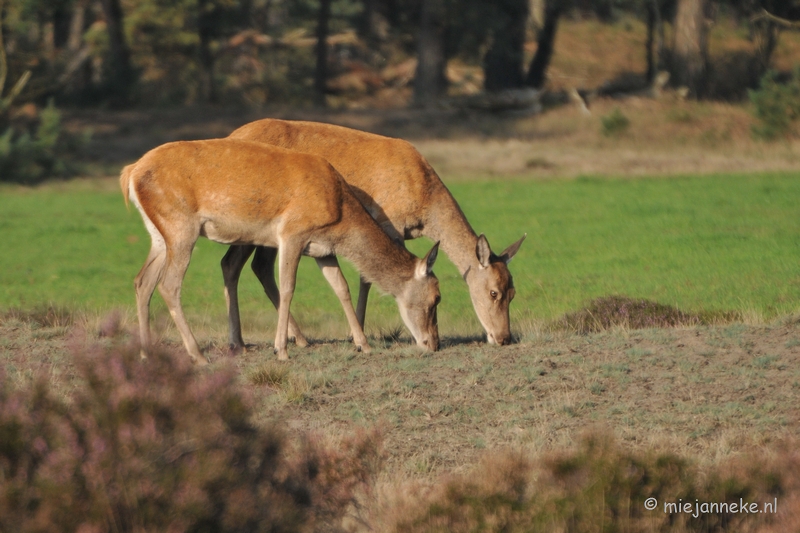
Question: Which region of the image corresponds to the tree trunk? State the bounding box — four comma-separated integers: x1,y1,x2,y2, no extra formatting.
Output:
645,0,663,82
53,4,71,50
314,0,332,107
198,0,217,103
525,3,561,89
751,18,778,79
99,0,135,98
483,0,529,92
672,0,707,98
414,0,446,107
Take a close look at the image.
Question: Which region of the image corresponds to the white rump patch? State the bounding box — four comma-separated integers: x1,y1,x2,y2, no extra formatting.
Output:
129,180,166,254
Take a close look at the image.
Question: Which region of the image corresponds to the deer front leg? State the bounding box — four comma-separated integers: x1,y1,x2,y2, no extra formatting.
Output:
252,247,309,347
221,244,256,354
315,256,370,353
274,241,304,360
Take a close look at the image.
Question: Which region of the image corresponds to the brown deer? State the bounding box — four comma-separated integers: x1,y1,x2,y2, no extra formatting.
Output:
121,139,441,364
223,119,524,351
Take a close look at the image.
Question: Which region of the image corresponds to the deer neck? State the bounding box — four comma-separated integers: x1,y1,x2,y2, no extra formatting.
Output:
336,202,417,296
424,188,480,279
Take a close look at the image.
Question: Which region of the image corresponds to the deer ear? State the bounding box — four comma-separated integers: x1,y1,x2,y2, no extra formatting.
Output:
417,241,440,278
476,234,492,268
499,234,526,264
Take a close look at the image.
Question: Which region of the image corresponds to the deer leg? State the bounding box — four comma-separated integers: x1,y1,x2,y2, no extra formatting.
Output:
221,244,255,354
316,256,370,353
355,278,372,330
158,244,206,365
252,247,309,347
274,241,304,361
134,244,167,360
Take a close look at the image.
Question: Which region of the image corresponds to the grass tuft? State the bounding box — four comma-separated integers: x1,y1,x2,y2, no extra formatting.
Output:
2,305,75,328
248,361,290,387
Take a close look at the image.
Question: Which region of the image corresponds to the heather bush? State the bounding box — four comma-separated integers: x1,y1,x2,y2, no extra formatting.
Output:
389,433,790,533
0,340,384,533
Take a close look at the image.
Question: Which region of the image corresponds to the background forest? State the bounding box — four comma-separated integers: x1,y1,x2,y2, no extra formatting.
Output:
1,0,799,115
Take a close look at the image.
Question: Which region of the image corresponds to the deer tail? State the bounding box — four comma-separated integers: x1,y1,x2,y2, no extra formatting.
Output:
119,164,135,209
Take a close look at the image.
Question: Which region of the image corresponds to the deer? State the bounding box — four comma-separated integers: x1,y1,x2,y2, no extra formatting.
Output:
222,119,525,352
120,138,441,364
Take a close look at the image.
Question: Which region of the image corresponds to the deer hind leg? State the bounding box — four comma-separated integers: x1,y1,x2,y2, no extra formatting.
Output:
252,246,309,347
134,244,167,360
158,241,206,365
316,255,370,353
221,244,256,354
355,278,372,330
274,240,304,360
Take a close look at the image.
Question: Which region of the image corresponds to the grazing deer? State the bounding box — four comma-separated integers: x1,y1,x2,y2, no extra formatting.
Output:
223,119,525,351
121,139,441,364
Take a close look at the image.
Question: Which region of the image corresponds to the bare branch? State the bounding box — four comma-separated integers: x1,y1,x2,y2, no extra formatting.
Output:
753,8,800,29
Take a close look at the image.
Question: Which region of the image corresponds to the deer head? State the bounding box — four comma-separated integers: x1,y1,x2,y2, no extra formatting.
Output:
396,242,441,351
467,234,526,346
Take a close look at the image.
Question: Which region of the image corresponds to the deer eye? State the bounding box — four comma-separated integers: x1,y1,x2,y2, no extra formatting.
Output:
490,290,498,299
434,295,441,306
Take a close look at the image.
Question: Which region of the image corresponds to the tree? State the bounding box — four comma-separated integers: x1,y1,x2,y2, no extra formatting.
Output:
98,0,136,101
483,0,529,91
313,0,332,107
525,1,563,89
414,0,446,107
672,0,708,97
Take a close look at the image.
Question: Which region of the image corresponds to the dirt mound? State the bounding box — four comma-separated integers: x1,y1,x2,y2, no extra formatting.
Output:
556,295,737,333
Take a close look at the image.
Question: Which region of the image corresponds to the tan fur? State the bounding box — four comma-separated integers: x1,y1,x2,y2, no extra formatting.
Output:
225,119,524,347
122,139,440,363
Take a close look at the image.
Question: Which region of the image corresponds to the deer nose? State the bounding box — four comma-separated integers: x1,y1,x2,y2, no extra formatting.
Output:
421,337,439,352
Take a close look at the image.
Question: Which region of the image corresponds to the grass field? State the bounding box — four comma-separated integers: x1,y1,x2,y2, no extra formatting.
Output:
2,171,799,346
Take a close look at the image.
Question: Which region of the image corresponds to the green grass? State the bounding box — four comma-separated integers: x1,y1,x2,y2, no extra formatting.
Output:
2,171,799,341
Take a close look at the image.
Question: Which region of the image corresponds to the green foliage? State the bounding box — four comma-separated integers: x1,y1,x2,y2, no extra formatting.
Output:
0,100,89,184
600,106,631,136
749,68,800,140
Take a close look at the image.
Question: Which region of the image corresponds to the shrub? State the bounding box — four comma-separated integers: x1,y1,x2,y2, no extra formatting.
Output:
749,69,800,140
0,340,384,532
389,433,791,533
0,100,89,185
600,107,630,137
